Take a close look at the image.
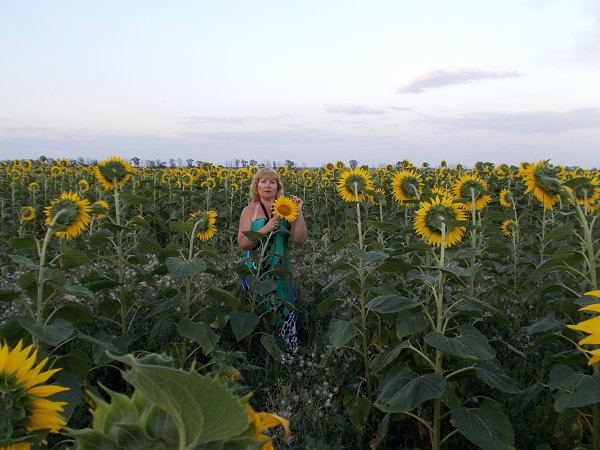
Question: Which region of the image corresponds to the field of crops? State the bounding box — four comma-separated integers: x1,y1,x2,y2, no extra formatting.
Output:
1,156,599,449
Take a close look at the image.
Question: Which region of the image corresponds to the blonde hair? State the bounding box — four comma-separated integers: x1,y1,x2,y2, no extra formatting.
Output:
249,167,283,202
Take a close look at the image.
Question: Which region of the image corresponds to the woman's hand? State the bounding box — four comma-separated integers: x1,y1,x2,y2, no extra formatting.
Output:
264,215,280,232
289,195,304,213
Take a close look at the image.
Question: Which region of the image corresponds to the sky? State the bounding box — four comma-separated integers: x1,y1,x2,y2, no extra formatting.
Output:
1,0,599,168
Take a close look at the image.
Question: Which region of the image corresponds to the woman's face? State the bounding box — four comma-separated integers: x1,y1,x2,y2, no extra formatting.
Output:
257,177,278,200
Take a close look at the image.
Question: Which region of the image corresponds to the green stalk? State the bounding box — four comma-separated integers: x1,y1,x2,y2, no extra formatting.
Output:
432,223,447,450
354,183,371,398
36,210,66,326
113,178,128,336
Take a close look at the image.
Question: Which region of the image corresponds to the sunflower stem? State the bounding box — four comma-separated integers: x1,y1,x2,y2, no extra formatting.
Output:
354,183,371,399
432,222,447,450
36,210,66,328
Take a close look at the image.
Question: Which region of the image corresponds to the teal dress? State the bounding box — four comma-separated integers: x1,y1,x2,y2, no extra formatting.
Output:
242,218,298,353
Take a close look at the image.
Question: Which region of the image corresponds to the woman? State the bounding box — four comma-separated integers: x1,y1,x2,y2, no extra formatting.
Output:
238,167,307,353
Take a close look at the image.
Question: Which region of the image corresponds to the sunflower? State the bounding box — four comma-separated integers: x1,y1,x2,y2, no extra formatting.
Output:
28,182,41,193
20,206,36,221
335,160,346,170
92,200,109,219
182,173,195,187
413,196,467,248
204,177,217,189
567,177,600,207
21,160,33,171
323,162,335,173
230,182,240,192
276,166,288,177
567,291,600,364
500,219,519,238
337,167,373,202
453,174,491,210
246,404,289,450
44,191,92,239
0,340,69,448
189,210,217,241
49,166,62,177
391,170,422,205
522,161,563,210
94,156,133,190
272,196,299,222
78,179,90,192
498,188,514,208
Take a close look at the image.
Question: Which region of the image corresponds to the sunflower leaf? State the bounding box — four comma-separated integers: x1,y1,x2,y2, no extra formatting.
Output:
451,399,514,450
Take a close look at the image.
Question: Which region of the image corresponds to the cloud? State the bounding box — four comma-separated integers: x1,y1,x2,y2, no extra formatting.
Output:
326,104,388,115
387,106,414,112
179,116,245,126
397,68,522,94
422,108,600,134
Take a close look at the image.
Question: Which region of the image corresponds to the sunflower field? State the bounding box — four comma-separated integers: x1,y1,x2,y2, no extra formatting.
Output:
1,156,600,449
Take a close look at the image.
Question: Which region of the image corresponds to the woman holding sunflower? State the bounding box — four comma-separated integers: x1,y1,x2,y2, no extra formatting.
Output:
238,168,307,353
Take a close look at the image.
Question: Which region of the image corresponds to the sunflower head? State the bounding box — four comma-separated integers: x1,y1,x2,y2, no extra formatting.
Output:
500,219,519,238
565,177,600,207
391,170,422,206
189,210,218,241
499,188,514,208
522,161,563,210
0,340,69,448
566,291,600,365
10,169,22,180
44,191,92,239
453,174,491,210
92,200,110,218
20,206,36,221
94,156,133,190
413,196,467,248
78,179,90,192
49,166,62,177
272,196,299,222
337,168,373,202
28,182,41,193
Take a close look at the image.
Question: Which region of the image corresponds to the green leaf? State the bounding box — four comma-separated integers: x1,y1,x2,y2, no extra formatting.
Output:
541,222,575,245
396,310,428,338
89,230,113,248
137,237,162,254
0,289,20,303
60,246,90,269
65,285,96,301
244,276,277,296
229,311,259,341
166,257,207,279
366,295,420,314
121,193,151,205
9,235,37,250
317,297,345,315
474,362,523,394
549,364,600,411
55,348,94,382
260,334,283,361
343,394,371,432
170,220,193,233
206,287,241,309
9,254,39,269
521,316,561,335
178,319,220,355
130,215,150,229
117,355,249,446
353,249,388,263
375,365,446,413
52,302,94,324
17,316,74,346
327,320,359,348
451,399,515,450
64,429,118,449
424,325,495,361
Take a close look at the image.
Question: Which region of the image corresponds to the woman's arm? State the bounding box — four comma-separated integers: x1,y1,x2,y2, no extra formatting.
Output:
237,204,280,250
289,195,307,244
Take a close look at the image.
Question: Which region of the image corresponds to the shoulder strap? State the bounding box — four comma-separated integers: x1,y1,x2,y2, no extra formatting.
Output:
259,201,271,220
